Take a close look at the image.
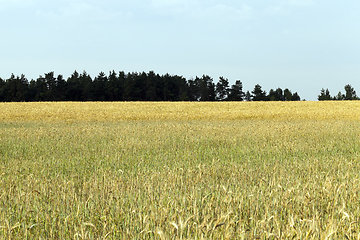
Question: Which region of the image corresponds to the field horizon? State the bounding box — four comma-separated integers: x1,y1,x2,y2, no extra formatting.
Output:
1,101,360,122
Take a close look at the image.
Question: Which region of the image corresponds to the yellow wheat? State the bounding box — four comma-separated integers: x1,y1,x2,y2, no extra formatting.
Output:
1,101,360,122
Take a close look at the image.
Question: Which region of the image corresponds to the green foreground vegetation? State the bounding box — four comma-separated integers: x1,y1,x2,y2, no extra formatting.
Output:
1,119,360,239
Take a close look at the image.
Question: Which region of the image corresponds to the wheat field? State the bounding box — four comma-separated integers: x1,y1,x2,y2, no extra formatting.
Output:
1,101,360,122
1,101,360,239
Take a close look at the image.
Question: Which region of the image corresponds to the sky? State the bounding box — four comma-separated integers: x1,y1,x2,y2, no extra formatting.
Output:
1,0,359,100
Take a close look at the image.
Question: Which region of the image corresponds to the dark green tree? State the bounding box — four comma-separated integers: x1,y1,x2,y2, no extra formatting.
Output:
251,84,267,101
199,75,215,101
276,88,285,101
268,89,277,101
284,88,293,101
334,91,344,100
123,72,145,101
123,72,136,101
188,77,201,101
269,88,285,101
228,80,244,101
27,79,37,101
344,84,358,100
117,71,126,100
173,75,189,101
136,72,147,101
318,88,332,101
3,74,29,101
162,74,189,101
161,73,173,101
43,72,57,101
53,74,67,101
79,71,93,101
292,92,301,101
106,70,124,101
66,71,82,101
3,74,18,101
34,74,48,101
0,77,5,101
145,71,160,101
215,76,230,101
244,90,252,101
93,71,108,101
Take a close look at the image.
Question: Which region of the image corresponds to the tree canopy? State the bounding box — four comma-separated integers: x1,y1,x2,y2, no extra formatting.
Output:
0,70,302,102
318,85,359,101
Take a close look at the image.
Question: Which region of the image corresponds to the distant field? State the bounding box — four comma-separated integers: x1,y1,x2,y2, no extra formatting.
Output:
1,101,360,121
1,102,360,239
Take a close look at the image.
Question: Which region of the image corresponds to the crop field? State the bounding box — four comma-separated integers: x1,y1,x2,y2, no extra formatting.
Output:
1,101,360,239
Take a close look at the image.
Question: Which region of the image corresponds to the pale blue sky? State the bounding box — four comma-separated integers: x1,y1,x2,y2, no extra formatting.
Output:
1,0,359,100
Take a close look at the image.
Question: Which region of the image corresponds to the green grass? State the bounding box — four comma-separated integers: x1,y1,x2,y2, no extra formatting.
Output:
1,120,360,239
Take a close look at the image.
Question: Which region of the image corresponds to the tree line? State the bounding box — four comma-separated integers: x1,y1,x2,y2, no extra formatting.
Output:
0,70,302,102
318,84,359,101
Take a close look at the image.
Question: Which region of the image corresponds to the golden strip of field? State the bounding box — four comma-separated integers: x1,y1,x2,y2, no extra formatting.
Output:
1,101,360,122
